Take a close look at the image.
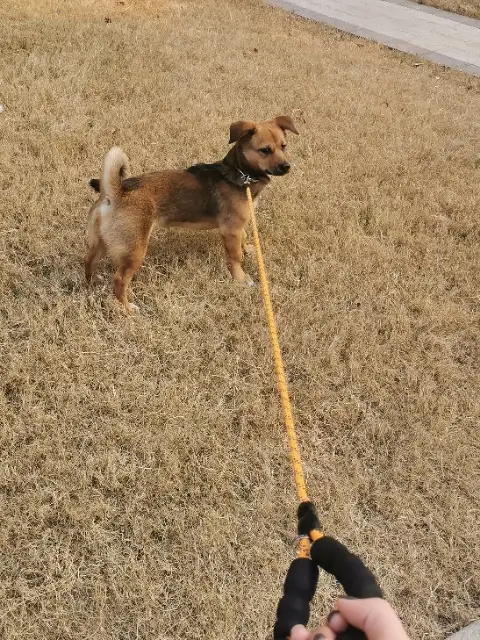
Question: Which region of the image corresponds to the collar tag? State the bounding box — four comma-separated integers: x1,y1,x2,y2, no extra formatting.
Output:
237,169,258,186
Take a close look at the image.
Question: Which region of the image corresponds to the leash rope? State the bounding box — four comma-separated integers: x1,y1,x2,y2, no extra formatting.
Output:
246,186,382,638
245,187,323,558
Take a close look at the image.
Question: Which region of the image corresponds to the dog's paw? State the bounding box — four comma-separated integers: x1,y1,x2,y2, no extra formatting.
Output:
126,302,140,314
231,268,255,287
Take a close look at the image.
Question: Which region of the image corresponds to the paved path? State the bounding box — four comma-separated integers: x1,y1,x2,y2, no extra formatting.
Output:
267,0,480,76
447,621,480,640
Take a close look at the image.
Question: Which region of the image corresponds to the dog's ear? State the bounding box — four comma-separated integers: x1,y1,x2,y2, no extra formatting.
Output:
272,115,299,135
89,178,101,192
229,120,256,144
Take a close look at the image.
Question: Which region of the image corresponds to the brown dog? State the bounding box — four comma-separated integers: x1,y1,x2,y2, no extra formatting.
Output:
85,115,298,313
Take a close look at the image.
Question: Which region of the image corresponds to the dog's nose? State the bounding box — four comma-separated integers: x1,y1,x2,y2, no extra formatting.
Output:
279,162,290,174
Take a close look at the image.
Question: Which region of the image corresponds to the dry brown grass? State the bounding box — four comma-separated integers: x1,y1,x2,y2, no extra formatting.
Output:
1,0,480,638
411,0,480,19
413,0,480,18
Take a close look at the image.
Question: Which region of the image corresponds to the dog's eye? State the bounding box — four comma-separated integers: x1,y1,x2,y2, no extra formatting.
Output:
259,147,272,155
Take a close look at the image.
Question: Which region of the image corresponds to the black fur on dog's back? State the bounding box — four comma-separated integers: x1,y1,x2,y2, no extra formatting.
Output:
88,177,141,193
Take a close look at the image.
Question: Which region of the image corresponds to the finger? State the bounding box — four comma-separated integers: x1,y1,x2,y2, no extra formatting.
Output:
336,597,382,631
327,611,348,634
310,623,337,640
290,625,311,640
336,598,410,640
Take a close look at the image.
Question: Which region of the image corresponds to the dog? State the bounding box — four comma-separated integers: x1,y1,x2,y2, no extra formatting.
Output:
85,115,298,313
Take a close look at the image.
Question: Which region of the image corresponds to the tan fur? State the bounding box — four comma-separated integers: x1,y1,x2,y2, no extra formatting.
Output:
102,146,130,202
84,116,298,313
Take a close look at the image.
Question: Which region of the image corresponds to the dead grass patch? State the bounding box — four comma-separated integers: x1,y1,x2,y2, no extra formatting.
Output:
0,0,479,638
411,0,480,20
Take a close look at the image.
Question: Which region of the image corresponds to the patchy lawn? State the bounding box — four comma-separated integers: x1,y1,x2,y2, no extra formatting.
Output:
0,0,479,638
412,0,480,20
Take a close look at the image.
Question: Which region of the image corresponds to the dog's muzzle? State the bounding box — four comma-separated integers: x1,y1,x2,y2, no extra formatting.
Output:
271,162,290,176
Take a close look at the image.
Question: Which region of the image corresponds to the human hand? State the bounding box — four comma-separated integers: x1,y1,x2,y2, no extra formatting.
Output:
290,597,410,640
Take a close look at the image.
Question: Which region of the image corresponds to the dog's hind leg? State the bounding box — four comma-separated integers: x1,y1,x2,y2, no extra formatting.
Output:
241,228,254,255
85,208,105,282
85,239,106,282
112,243,149,314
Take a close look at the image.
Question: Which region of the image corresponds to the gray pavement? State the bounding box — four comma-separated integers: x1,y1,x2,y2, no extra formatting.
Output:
447,621,480,640
267,0,480,75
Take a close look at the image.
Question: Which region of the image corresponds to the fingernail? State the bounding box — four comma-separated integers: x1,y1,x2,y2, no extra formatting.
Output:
338,596,358,600
327,610,341,624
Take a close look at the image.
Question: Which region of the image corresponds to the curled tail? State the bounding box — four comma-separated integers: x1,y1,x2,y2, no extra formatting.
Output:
102,146,130,202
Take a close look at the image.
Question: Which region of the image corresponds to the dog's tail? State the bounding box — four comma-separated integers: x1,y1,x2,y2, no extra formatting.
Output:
102,146,130,202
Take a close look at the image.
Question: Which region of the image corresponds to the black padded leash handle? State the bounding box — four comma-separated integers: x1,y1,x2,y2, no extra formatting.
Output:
273,558,319,640
273,503,383,640
311,536,382,598
311,536,383,640
337,628,369,640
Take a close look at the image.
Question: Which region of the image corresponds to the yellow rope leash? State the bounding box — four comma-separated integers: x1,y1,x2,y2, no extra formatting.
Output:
246,187,323,557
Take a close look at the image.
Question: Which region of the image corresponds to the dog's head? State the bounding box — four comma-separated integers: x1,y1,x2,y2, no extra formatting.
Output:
228,115,298,177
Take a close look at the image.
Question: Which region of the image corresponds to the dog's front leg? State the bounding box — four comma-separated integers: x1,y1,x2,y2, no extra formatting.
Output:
220,229,253,286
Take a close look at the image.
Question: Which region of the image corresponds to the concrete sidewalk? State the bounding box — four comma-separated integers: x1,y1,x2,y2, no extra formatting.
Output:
448,621,480,640
267,0,480,75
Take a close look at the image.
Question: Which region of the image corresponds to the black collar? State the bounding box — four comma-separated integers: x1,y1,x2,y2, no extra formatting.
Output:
235,168,260,187
186,162,263,188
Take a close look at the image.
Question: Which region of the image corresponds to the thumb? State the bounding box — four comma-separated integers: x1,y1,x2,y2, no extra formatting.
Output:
290,625,311,640
336,598,410,640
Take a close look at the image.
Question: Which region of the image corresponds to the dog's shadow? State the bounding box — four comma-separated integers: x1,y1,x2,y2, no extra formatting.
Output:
88,228,256,291
147,229,220,272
